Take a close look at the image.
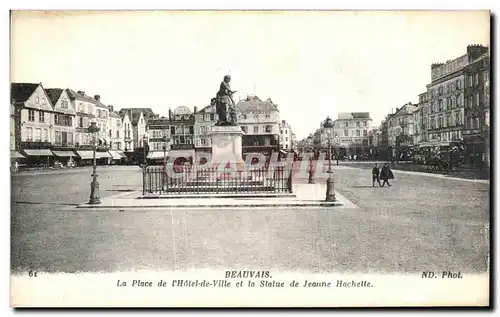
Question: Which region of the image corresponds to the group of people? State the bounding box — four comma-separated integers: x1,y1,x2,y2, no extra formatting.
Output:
371,163,394,187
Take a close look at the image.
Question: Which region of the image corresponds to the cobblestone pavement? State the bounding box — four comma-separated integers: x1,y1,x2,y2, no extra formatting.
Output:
11,165,490,274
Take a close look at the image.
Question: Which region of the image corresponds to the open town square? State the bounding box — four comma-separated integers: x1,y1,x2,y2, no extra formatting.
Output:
9,11,491,307
11,162,489,274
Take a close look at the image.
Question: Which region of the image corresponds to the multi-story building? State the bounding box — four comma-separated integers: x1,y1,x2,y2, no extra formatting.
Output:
333,112,373,157
121,112,133,152
413,92,429,146
194,104,217,160
387,103,418,159
107,106,126,163
118,108,156,150
463,48,490,167
146,117,171,162
279,120,293,151
423,45,488,149
46,88,77,163
291,132,297,151
168,106,195,164
11,83,55,165
107,106,124,150
93,95,110,148
236,96,280,156
68,89,97,148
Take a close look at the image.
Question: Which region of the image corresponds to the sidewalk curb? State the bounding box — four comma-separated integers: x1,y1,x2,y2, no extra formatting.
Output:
140,193,297,199
75,202,344,209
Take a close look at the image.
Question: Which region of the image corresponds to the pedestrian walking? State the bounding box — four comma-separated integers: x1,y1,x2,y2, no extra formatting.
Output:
380,163,394,187
372,163,381,187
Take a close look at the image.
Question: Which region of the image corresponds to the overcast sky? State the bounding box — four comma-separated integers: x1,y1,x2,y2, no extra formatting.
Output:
11,10,489,139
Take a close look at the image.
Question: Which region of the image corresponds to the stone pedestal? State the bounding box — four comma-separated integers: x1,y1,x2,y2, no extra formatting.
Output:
209,126,244,170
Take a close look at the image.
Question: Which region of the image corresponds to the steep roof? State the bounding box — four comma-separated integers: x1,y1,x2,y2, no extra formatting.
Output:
45,88,63,106
11,83,40,103
109,111,121,118
197,104,216,114
236,96,279,113
118,108,156,125
66,89,97,104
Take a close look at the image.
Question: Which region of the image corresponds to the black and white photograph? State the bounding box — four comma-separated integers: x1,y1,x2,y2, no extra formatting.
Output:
9,9,491,307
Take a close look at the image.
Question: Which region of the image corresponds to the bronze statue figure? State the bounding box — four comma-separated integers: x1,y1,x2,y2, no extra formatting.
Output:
214,75,237,126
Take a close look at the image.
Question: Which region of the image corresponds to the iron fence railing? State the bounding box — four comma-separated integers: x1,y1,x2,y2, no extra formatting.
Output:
143,164,292,195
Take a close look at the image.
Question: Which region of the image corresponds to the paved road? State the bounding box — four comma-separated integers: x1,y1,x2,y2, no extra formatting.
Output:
11,165,490,274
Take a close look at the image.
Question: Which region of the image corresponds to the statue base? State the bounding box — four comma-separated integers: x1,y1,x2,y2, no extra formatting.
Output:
209,126,245,171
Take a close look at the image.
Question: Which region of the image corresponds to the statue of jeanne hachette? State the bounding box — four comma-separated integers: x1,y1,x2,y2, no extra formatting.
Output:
215,75,237,126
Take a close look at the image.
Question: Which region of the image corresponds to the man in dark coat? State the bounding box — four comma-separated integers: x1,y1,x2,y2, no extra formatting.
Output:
380,163,393,187
372,164,381,187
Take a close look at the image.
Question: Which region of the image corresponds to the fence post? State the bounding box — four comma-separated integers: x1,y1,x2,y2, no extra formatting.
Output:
288,168,293,193
142,165,146,196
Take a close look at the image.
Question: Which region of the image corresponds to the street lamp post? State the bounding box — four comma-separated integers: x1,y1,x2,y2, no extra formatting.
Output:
88,122,101,204
325,131,336,202
323,117,336,202
162,135,168,191
142,135,148,195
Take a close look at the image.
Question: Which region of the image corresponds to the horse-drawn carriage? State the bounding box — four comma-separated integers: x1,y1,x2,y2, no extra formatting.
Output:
423,145,464,172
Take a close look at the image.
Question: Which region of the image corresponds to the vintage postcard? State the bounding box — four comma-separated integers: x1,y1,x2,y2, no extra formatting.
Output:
10,10,490,307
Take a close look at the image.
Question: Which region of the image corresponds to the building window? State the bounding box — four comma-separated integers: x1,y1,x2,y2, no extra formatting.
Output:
344,122,348,127
43,129,48,142
38,111,44,123
265,125,272,133
55,131,62,144
363,130,367,136
344,129,348,136
468,96,473,108
468,75,473,87
475,93,480,106
109,130,112,137
265,114,270,119
35,128,41,141
253,126,259,133
243,114,247,119
356,121,360,127
356,130,360,137
28,109,35,122
474,73,479,86
26,127,33,140
455,112,461,126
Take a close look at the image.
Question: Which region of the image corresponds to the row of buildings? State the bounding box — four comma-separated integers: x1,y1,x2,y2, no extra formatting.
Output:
296,112,374,159
372,44,490,166
297,44,490,167
10,84,297,167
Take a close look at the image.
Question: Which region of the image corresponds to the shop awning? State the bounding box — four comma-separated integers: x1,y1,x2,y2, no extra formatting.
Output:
147,151,167,159
11,151,25,159
52,151,76,157
109,150,125,160
96,151,112,159
24,149,53,156
76,150,94,159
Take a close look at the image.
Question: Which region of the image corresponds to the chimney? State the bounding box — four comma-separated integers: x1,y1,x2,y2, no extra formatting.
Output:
168,108,172,120
77,90,85,95
108,105,114,112
94,95,100,102
194,106,198,114
431,63,444,70
467,44,489,62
